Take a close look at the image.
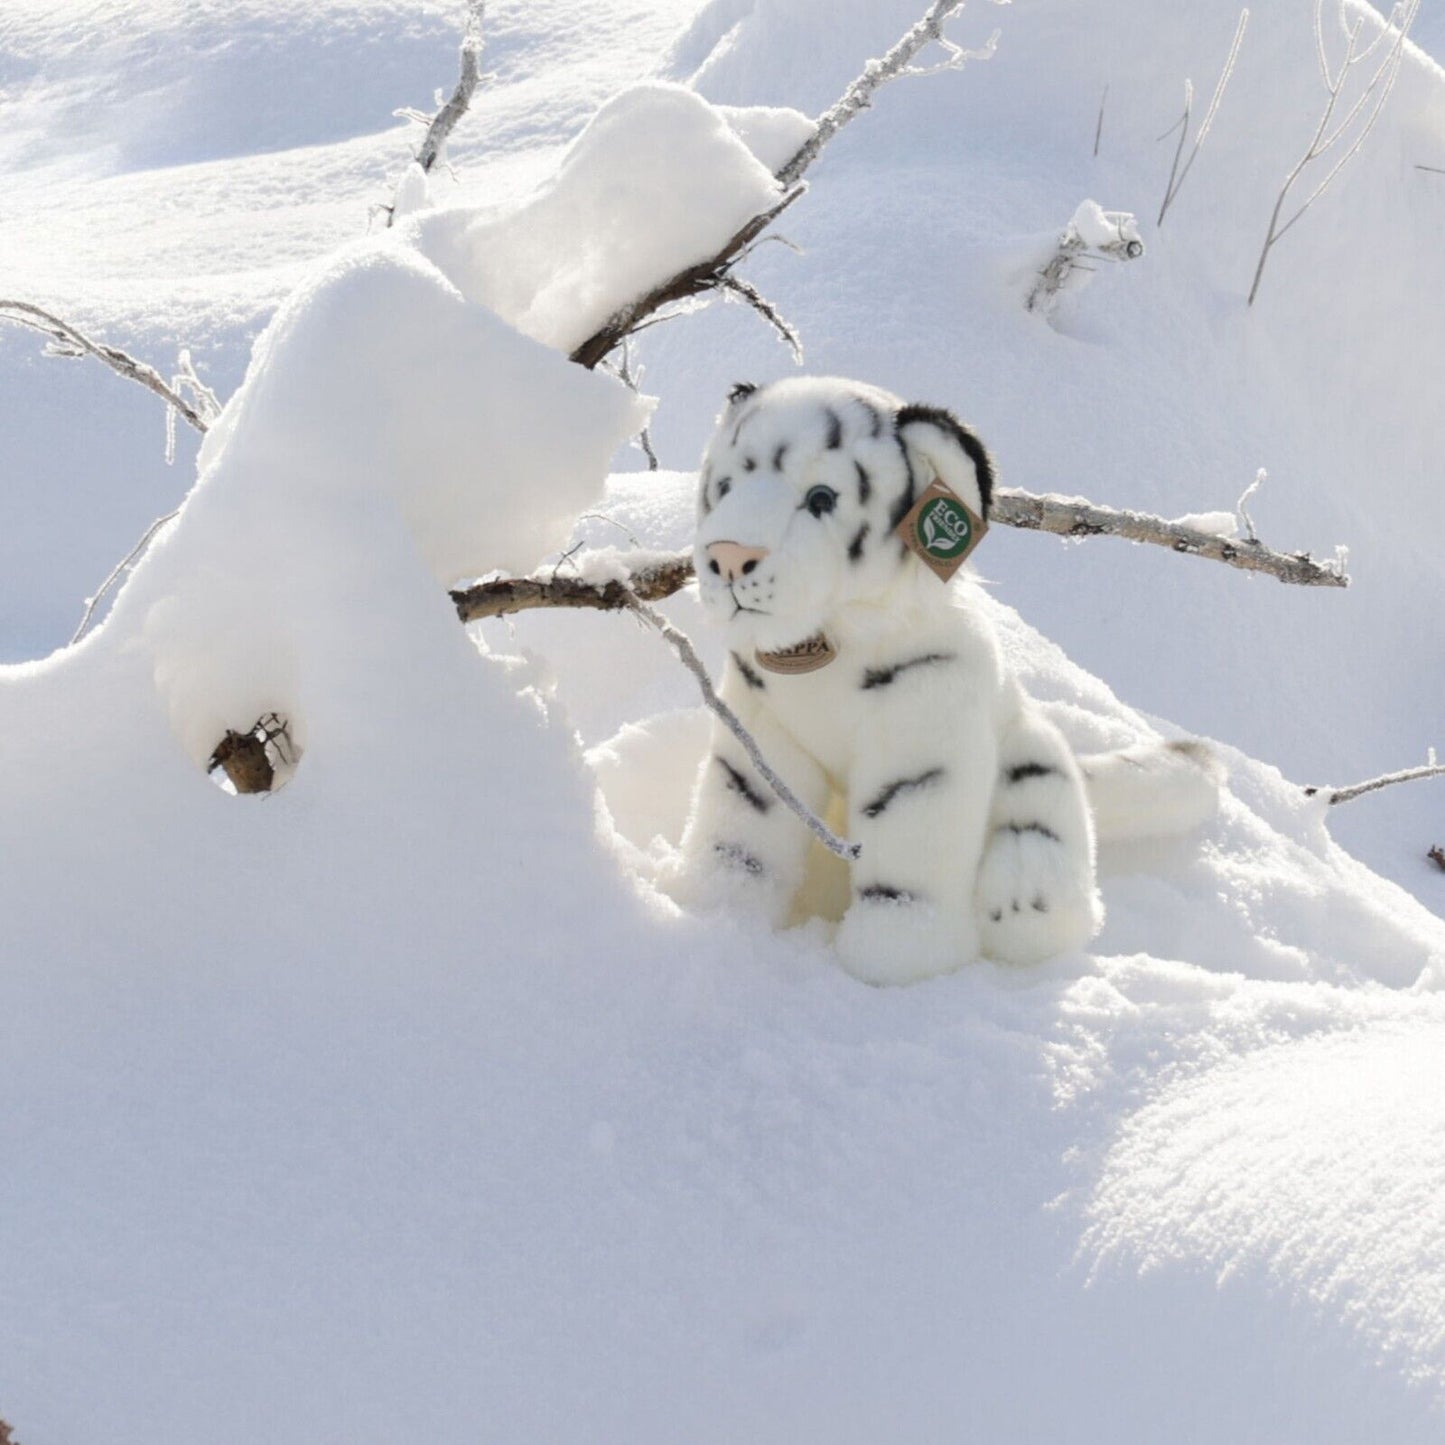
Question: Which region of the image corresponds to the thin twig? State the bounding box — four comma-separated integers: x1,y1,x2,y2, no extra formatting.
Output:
1094,83,1109,158
71,508,182,645
0,301,210,433
774,0,1001,189
622,594,861,861
718,275,804,361
1305,761,1445,805
1416,164,1445,175
1157,10,1249,228
1249,0,1417,305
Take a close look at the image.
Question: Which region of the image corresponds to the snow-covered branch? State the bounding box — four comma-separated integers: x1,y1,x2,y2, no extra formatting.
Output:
0,301,214,434
1306,758,1445,805
570,0,1003,369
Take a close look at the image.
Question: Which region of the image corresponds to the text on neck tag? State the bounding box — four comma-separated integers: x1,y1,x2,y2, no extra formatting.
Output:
755,631,837,675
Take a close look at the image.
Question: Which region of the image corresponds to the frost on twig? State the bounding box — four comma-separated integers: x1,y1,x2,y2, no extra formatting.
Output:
386,0,488,225
621,595,861,861
1235,467,1264,543
1026,201,1144,317
71,507,182,645
1157,9,1249,228
0,301,212,434
1305,752,1445,805
719,275,804,362
774,0,1004,189
572,0,1004,369
1248,0,1418,306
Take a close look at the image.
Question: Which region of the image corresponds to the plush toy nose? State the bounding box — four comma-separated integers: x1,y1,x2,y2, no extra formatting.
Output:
705,541,769,582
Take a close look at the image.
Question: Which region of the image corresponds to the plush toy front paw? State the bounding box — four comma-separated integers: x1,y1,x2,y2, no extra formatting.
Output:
974,826,1101,965
834,895,977,986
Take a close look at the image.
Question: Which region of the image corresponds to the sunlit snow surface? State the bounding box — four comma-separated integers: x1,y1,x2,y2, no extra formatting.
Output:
3,2,1445,1442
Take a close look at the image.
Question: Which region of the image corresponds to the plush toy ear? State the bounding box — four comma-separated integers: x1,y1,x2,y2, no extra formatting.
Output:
727,381,758,406
896,404,994,521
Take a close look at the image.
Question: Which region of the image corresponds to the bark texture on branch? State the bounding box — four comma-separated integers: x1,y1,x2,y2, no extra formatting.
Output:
569,191,803,370
992,488,1348,587
452,554,692,623
1305,761,1445,805
453,486,1349,625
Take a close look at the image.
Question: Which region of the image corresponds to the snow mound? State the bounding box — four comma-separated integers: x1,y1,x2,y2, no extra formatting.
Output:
415,82,805,352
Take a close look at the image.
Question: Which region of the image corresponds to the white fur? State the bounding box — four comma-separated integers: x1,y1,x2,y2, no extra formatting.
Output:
672,377,1216,983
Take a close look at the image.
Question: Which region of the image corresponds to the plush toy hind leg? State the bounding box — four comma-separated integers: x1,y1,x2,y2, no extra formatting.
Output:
975,691,1102,964
672,665,830,929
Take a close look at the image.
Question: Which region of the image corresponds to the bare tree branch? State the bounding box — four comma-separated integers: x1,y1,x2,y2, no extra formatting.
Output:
622,594,861,861
1305,761,1445,805
452,553,693,623
0,301,212,434
991,487,1348,586
452,484,1349,630
415,1,487,175
1094,83,1110,158
774,0,1002,189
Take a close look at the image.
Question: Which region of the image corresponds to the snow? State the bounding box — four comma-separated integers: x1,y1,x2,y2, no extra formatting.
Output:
3,0,1445,1441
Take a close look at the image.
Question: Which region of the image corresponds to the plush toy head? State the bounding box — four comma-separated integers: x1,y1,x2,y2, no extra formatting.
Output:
694,377,994,653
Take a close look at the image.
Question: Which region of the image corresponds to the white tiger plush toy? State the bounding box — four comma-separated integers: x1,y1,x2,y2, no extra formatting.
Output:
672,376,1220,986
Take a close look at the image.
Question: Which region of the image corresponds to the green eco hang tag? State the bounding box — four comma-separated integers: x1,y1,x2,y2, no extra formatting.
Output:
895,476,987,582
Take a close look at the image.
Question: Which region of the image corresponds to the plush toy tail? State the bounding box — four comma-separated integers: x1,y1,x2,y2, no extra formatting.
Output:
1079,739,1226,845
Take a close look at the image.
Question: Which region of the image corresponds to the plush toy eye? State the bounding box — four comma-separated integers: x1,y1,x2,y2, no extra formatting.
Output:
804,485,838,518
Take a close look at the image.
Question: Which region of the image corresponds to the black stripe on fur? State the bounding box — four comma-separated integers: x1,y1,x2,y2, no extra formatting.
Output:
861,767,946,819
714,841,764,875
857,884,919,903
731,651,767,691
1000,821,1061,843
715,756,770,814
855,461,872,506
825,409,843,450
847,523,870,563
1006,762,1059,785
861,652,956,690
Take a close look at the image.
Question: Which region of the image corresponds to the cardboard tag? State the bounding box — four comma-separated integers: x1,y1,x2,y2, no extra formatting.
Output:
755,632,837,675
895,477,987,581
